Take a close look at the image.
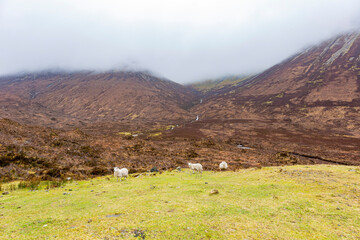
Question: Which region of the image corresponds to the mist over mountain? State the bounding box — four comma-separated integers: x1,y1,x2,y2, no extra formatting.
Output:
1,0,360,83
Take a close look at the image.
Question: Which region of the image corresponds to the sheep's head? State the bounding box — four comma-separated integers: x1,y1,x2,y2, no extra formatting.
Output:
188,163,192,167
114,167,119,171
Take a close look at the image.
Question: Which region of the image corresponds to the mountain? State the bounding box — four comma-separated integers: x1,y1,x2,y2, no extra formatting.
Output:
193,32,360,136
0,71,199,127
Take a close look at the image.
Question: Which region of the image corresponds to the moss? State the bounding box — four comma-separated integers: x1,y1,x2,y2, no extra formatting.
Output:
275,93,284,98
149,132,162,137
117,132,132,136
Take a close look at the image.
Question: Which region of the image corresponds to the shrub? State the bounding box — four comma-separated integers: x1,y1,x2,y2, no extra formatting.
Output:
18,179,41,190
45,180,66,189
90,166,109,175
187,149,198,158
47,168,61,178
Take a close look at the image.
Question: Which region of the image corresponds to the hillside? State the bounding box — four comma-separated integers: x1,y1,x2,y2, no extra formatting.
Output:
184,32,360,165
0,71,199,128
193,32,360,136
190,75,253,98
3,117,344,182
1,165,360,239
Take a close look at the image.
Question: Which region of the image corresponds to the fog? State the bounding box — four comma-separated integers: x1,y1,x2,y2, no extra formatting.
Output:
1,0,360,83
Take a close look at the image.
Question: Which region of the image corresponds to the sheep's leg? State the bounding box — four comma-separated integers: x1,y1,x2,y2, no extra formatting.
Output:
117,176,119,182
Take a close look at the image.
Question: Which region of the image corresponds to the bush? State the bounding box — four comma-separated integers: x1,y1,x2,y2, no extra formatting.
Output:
45,180,66,189
90,166,109,175
187,149,198,158
47,168,62,178
18,179,41,190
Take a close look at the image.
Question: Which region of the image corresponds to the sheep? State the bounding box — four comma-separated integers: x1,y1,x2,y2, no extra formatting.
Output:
188,163,203,175
114,167,129,181
219,161,228,171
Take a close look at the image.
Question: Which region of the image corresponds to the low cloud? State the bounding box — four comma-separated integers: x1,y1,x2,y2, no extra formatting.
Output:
1,0,360,83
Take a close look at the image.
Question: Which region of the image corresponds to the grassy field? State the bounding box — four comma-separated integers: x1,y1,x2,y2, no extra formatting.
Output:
1,165,360,239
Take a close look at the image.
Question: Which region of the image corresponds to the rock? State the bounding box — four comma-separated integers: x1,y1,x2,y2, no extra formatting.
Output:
90,190,94,192
106,214,123,218
63,192,69,195
237,144,251,150
68,189,73,191
209,189,219,195
105,177,110,180
2,191,9,195
17,206,21,209
205,182,208,184
176,167,182,171
88,219,92,223
150,167,159,172
150,185,156,189
133,228,146,239
349,169,356,172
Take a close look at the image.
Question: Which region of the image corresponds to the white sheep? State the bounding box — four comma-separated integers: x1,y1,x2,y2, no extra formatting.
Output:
219,161,228,171
188,163,203,174
114,167,129,181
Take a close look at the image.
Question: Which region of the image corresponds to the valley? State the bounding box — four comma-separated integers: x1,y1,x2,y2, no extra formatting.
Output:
0,32,360,182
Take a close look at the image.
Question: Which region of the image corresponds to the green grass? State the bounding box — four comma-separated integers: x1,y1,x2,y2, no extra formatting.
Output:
1,165,360,239
191,76,250,93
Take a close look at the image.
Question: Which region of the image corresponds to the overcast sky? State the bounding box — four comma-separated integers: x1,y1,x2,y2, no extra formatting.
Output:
1,0,360,83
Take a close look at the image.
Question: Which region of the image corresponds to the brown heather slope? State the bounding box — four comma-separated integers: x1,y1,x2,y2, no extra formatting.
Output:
1,118,337,181
188,32,360,164
0,71,199,128
193,32,360,137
